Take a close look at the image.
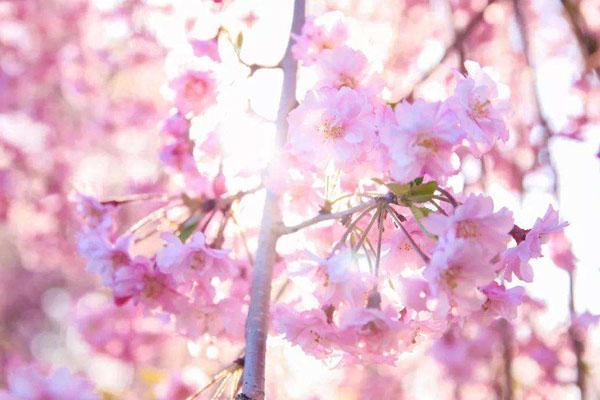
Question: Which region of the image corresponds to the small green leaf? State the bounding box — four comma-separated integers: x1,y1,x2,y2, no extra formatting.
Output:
236,32,244,50
386,182,410,196
410,181,437,196
178,214,201,242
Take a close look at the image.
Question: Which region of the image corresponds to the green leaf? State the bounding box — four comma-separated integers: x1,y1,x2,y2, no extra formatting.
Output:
410,181,437,196
236,32,244,50
178,214,201,242
386,182,410,196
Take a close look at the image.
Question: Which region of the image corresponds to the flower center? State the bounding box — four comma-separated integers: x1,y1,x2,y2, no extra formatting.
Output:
186,78,207,98
192,252,206,268
456,220,478,238
416,135,439,152
142,275,162,299
361,320,381,335
111,251,129,266
338,74,356,89
470,99,491,119
320,118,344,140
442,267,460,289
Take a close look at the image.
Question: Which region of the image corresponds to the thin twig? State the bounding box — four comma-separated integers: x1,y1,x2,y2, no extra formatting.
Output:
99,192,175,206
353,207,380,253
281,199,379,235
395,0,498,103
429,200,448,216
374,209,385,276
436,187,458,207
333,204,380,252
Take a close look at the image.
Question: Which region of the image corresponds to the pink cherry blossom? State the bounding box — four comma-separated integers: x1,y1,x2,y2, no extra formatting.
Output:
379,100,462,183
156,231,231,284
170,70,216,115
111,256,153,306
162,112,191,139
424,193,514,257
74,193,115,232
292,13,348,65
338,306,410,364
313,249,374,307
425,243,496,315
286,87,377,170
77,230,133,285
447,61,510,154
190,38,220,62
502,206,566,282
272,306,341,359
480,282,525,320
315,46,370,91
381,219,432,272
397,277,433,313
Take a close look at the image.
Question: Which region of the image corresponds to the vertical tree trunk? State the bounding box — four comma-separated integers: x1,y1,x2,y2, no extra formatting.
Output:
238,1,305,399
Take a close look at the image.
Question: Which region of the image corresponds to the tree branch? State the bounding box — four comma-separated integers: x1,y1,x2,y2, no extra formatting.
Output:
237,2,305,399
280,199,379,235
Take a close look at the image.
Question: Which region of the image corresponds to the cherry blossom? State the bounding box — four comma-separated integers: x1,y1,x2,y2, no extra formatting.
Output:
286,87,377,169
448,60,510,154
292,13,348,65
502,206,567,281
170,70,217,116
424,193,514,257
380,100,462,183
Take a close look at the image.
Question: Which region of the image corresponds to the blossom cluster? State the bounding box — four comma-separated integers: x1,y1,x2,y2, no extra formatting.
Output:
2,0,598,398
77,193,248,341
271,12,566,364
73,5,572,379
